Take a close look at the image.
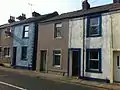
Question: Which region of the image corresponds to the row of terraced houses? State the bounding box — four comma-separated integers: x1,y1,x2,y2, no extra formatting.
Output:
1,0,120,83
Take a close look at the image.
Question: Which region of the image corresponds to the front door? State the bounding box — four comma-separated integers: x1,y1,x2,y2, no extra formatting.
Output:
12,47,17,66
40,50,47,72
114,52,120,82
72,49,81,77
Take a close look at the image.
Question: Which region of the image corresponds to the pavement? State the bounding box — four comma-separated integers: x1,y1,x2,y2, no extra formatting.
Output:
0,66,120,90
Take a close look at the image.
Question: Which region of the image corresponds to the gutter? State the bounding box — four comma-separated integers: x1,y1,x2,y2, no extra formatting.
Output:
109,13,114,83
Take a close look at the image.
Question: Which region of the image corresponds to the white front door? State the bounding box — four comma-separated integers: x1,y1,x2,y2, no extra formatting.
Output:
114,52,120,82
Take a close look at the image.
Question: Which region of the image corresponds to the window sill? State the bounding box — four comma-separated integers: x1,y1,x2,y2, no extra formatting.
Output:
53,65,60,68
4,56,10,58
86,34,101,38
23,37,29,39
54,37,62,39
53,65,61,69
86,70,102,73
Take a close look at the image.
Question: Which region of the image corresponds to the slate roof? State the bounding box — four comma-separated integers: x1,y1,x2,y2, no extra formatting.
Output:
0,11,58,29
41,3,120,22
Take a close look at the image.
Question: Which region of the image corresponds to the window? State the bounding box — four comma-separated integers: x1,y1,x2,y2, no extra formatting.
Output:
86,49,102,73
54,23,62,38
0,47,2,58
23,25,29,38
53,50,61,67
117,56,120,67
5,27,12,37
21,47,27,60
4,48,10,57
87,15,102,37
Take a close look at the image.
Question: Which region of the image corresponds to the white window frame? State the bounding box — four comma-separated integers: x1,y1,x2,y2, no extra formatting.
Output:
23,25,29,38
4,47,10,57
89,17,100,36
88,51,99,71
54,23,62,39
53,50,61,68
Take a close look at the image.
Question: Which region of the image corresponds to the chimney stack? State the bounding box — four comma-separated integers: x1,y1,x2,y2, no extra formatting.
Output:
32,11,41,17
8,16,15,23
113,0,120,3
16,13,26,21
82,0,90,10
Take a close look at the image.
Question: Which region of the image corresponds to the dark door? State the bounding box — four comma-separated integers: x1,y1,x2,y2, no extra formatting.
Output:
72,50,80,77
40,50,47,71
12,47,17,66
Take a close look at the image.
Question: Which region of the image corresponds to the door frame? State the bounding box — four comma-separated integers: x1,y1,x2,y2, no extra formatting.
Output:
12,47,17,66
40,49,48,72
113,51,120,82
68,48,81,78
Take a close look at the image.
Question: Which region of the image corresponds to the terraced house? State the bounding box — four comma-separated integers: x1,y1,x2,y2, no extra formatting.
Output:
0,17,14,65
36,0,120,83
11,12,58,70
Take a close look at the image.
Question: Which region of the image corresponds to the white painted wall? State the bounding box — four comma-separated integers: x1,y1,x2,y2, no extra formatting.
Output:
69,13,112,80
112,11,120,50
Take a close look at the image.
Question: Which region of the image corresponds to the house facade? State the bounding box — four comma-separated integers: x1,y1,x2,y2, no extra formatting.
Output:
36,0,120,83
68,1,120,83
36,19,69,75
0,24,12,64
12,12,58,70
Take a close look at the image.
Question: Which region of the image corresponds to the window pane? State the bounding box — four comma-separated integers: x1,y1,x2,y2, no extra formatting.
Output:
90,60,99,69
53,50,61,66
55,23,62,38
4,48,10,56
24,32,28,37
54,50,60,54
56,23,62,27
24,26,29,31
0,47,2,52
54,55,60,65
90,17,99,25
89,26,99,35
56,28,62,37
21,47,27,60
89,50,98,59
117,56,119,66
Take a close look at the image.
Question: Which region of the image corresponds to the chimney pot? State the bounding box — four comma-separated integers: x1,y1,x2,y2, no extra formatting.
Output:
82,0,90,10
113,0,120,3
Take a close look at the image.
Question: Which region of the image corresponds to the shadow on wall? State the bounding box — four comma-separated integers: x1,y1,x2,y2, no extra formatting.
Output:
13,34,25,45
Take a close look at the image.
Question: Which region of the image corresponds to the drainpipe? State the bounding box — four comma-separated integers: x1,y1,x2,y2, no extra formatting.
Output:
110,13,113,83
82,16,85,77
69,19,73,77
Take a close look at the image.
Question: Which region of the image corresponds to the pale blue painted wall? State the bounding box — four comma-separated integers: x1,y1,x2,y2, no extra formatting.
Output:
13,23,35,68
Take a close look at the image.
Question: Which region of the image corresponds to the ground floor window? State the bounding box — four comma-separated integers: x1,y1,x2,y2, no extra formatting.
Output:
86,48,102,73
0,47,2,58
4,47,10,57
21,47,27,60
53,50,61,67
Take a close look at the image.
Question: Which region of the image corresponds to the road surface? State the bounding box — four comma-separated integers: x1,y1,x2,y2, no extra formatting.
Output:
0,69,104,90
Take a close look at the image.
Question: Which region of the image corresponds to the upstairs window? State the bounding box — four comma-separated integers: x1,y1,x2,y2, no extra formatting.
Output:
0,47,2,58
54,23,62,38
87,15,102,37
4,48,10,57
23,25,29,38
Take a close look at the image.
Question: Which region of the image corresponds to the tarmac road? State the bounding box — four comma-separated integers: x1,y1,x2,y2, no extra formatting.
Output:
0,69,104,90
